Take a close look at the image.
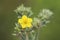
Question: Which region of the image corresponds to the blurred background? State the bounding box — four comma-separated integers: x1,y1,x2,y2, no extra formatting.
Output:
0,0,60,40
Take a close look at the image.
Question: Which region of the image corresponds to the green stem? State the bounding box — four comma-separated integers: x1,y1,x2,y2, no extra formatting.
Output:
26,32,29,40
36,24,41,40
19,32,23,40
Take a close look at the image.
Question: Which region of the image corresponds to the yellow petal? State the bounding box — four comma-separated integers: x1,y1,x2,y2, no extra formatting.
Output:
22,15,27,20
18,19,22,24
21,24,27,28
27,23,32,28
28,18,32,23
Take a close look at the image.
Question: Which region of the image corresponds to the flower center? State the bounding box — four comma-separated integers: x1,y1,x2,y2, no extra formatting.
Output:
24,21,27,24
23,19,27,24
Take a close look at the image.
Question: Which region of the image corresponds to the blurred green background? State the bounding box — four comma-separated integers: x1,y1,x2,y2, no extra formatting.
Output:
0,0,60,40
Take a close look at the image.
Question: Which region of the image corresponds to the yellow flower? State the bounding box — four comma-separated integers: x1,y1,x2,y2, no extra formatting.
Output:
18,15,32,28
